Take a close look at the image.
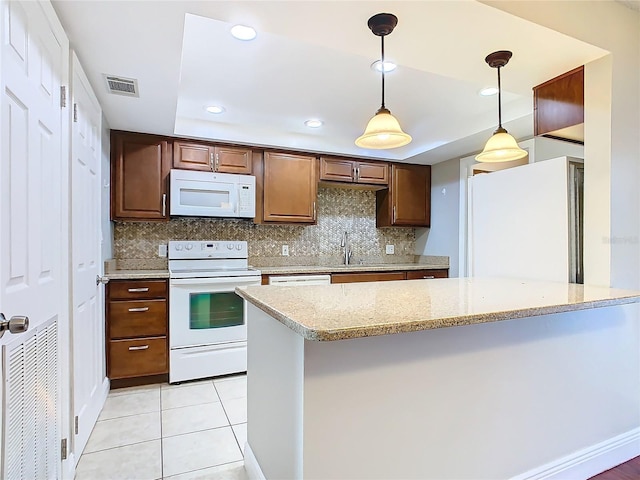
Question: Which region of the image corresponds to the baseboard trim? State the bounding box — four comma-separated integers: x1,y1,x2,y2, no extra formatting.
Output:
244,442,266,480
512,428,640,480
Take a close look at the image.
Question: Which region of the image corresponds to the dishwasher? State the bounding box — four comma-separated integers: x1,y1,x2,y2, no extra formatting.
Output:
268,274,331,286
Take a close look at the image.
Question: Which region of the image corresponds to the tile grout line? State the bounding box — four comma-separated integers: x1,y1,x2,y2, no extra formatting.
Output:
159,388,164,480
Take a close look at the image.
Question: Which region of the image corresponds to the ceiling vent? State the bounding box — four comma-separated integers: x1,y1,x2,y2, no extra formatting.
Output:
103,74,139,97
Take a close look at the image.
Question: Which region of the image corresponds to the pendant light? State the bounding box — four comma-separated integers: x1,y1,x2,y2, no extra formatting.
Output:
355,13,411,150
476,50,527,163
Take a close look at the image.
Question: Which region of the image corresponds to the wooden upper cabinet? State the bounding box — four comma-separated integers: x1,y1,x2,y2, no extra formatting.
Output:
215,146,253,174
262,152,317,223
173,141,252,174
320,156,388,186
173,141,212,171
111,131,171,221
357,161,388,185
376,164,431,227
533,66,584,142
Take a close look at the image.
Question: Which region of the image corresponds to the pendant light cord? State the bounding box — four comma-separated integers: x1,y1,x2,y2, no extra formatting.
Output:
497,66,502,129
381,35,386,109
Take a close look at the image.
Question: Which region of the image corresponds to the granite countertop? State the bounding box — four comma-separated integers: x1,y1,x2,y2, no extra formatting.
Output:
258,263,448,275
105,270,170,280
236,277,640,341
103,262,449,279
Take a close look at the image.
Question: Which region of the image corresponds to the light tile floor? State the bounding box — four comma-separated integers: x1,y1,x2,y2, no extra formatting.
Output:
75,374,248,480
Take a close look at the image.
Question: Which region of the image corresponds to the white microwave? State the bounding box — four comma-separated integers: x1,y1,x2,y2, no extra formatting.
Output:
169,169,256,218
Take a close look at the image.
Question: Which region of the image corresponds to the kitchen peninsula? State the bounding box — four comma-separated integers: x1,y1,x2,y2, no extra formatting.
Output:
237,278,640,479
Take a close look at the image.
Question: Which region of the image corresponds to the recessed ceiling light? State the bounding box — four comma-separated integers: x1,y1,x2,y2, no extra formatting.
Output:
371,60,397,73
230,25,257,41
479,87,498,96
205,105,225,114
304,119,323,128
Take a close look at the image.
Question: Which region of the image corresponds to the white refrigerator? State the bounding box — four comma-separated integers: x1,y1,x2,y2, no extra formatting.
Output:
469,156,583,283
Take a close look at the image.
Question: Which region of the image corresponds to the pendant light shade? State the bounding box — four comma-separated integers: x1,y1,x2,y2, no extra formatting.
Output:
356,13,411,150
476,128,527,163
355,107,412,149
476,51,527,163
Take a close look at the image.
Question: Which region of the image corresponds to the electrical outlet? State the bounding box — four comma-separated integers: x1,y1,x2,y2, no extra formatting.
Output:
158,244,167,257
282,245,289,256
385,244,395,255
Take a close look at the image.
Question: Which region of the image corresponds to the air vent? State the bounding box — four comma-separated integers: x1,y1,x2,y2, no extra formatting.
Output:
103,74,139,97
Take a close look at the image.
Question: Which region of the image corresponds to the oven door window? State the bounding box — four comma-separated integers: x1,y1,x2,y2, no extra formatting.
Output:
189,292,244,329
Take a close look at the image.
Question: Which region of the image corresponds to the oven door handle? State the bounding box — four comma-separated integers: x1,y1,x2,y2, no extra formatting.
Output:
170,276,261,286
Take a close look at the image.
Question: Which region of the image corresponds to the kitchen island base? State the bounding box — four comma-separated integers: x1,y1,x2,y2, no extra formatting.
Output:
245,302,640,479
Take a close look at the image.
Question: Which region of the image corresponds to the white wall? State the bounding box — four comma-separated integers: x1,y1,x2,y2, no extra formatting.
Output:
415,158,460,276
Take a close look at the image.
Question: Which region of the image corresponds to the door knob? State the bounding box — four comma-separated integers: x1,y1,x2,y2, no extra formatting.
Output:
0,313,29,339
96,275,109,286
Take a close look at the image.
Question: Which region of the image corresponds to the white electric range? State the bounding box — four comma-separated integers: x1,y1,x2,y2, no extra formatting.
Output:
168,240,261,383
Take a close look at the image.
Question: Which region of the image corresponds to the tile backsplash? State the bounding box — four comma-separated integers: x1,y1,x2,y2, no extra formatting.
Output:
113,187,416,269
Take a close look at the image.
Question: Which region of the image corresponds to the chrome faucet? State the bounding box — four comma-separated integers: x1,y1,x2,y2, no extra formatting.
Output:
341,231,353,266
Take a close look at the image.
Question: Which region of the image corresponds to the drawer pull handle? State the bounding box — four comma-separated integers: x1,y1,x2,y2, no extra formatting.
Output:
128,345,149,351
128,307,149,312
423,276,435,279
127,287,149,293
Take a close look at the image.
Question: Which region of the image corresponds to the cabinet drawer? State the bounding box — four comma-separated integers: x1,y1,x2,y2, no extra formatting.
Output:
109,337,168,379
331,272,406,283
108,280,167,300
109,300,167,338
405,269,449,280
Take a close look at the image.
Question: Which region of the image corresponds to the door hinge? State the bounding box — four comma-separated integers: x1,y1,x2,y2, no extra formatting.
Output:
60,86,67,108
73,103,78,123
61,438,68,460
75,415,79,434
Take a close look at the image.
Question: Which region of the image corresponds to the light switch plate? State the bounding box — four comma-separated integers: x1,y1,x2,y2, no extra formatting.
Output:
385,245,395,255
158,244,167,257
282,245,289,256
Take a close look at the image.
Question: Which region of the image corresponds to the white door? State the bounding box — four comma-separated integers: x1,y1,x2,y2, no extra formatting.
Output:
0,0,69,478
70,51,106,459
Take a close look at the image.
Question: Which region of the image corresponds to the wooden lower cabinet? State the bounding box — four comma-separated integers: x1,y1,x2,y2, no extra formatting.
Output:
405,269,449,280
330,269,449,283
108,337,168,379
331,272,406,283
106,279,168,381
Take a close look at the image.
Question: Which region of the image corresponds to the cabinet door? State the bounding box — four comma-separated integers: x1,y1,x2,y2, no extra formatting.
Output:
320,156,355,183
356,161,388,185
331,272,406,283
405,269,449,280
173,141,213,171
534,66,584,139
215,146,253,174
111,132,171,221
108,337,168,379
377,164,430,227
263,152,317,223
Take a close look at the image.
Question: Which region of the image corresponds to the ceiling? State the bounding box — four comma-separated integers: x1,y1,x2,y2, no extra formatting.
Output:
51,1,609,165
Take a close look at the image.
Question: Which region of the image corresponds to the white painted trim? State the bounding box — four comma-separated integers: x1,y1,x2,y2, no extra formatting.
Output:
63,453,76,480
244,442,266,480
512,428,640,480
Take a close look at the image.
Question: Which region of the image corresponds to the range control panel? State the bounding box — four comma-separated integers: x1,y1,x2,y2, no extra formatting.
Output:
168,241,248,259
